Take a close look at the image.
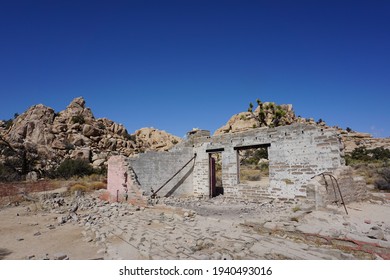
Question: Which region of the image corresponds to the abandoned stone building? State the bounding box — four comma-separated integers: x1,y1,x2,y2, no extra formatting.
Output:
108,124,367,208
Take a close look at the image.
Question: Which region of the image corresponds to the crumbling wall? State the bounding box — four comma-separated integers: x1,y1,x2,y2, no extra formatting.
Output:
191,124,344,201
306,166,369,210
107,155,145,203
269,125,343,199
107,155,129,200
108,124,354,203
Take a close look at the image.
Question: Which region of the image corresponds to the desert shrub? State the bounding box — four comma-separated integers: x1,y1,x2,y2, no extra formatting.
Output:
71,115,85,125
70,183,88,194
240,168,261,181
374,168,390,191
97,122,106,130
93,166,107,176
346,147,390,164
375,179,390,191
3,119,13,129
56,159,94,179
88,181,106,190
0,163,21,182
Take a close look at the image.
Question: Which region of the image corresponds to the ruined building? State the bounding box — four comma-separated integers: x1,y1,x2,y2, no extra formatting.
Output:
108,124,367,208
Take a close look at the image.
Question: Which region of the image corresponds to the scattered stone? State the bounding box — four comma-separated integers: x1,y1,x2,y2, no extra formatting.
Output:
70,212,79,222
34,232,42,237
69,202,79,213
53,253,68,260
57,216,67,225
368,227,385,240
364,220,372,225
263,222,278,231
17,238,24,242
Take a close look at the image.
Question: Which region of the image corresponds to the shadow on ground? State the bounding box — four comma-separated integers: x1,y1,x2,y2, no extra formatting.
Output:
0,248,12,260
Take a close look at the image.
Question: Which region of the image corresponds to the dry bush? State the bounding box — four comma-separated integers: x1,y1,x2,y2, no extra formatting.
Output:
240,168,261,181
70,183,89,194
88,181,106,191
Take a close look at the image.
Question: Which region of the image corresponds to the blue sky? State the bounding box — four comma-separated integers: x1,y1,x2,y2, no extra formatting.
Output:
0,0,389,137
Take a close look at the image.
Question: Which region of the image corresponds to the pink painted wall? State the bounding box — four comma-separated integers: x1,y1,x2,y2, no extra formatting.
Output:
107,155,128,200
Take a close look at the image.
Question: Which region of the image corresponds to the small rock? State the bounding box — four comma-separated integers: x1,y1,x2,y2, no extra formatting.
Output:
70,212,79,222
364,220,372,225
368,227,385,240
34,232,41,237
212,252,222,260
53,253,68,260
69,202,79,213
97,249,106,255
58,216,67,225
17,238,24,242
47,225,56,230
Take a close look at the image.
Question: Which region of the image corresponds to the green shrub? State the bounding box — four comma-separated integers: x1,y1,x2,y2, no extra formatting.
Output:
56,159,94,179
347,147,390,163
0,163,21,182
97,122,106,130
71,115,85,125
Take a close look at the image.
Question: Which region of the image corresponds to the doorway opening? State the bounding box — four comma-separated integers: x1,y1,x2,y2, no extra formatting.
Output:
209,152,224,198
235,144,270,188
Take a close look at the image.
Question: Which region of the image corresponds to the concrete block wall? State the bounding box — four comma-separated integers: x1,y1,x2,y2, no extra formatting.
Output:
108,124,358,203
128,148,195,197
193,143,211,197
268,125,343,199
191,124,344,201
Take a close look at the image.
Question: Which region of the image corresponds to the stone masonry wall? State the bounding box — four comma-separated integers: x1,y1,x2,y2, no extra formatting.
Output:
190,124,344,201
108,124,363,204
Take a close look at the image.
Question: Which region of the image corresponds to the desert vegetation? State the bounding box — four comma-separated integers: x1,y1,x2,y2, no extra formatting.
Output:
239,147,269,182
346,147,390,191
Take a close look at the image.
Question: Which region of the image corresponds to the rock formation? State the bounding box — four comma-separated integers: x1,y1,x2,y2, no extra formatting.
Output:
0,97,181,176
215,102,314,135
214,101,390,153
338,130,390,154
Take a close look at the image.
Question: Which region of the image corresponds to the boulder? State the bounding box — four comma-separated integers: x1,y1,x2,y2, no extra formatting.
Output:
71,148,91,161
82,124,101,137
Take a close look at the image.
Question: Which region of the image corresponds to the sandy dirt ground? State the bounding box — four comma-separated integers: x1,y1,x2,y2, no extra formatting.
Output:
0,190,389,260
0,205,104,260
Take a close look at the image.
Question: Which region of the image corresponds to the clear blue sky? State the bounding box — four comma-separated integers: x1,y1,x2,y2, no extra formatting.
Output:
0,0,389,138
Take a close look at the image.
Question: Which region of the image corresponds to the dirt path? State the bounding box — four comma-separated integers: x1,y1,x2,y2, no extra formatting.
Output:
0,204,103,260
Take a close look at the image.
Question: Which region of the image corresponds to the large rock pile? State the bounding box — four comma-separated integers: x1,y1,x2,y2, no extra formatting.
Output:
0,97,181,174
215,102,310,135
214,101,390,153
338,130,390,153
